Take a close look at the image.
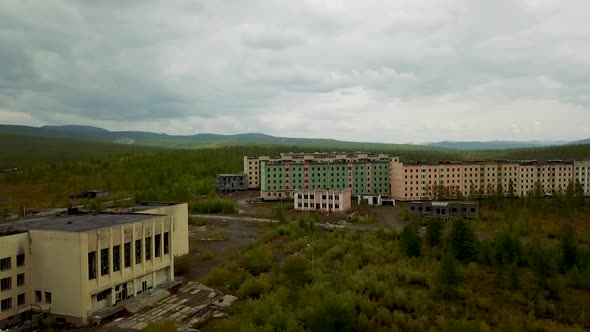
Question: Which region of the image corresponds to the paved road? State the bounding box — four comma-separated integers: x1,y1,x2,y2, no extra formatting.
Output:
190,214,374,231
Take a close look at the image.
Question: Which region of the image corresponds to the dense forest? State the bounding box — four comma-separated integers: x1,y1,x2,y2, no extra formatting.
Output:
2,137,590,215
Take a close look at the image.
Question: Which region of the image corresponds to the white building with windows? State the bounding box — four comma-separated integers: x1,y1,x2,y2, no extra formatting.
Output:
574,160,590,196
294,189,352,212
0,203,188,328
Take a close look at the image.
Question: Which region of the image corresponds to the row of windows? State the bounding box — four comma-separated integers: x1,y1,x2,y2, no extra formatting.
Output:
297,194,341,200
297,203,340,209
88,233,169,280
405,167,571,173
0,254,25,271
0,274,25,291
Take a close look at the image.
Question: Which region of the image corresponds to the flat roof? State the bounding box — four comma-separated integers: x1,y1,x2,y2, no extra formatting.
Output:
0,213,164,233
217,173,247,177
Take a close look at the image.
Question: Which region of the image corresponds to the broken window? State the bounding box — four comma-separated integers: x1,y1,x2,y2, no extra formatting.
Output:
17,293,25,306
1,298,11,311
16,254,25,267
124,243,131,268
1,277,11,290
135,239,142,264
88,252,96,280
113,245,121,272
155,234,161,258
0,258,10,271
164,232,170,255
100,248,109,275
35,290,42,302
17,273,24,287
45,292,52,304
145,238,152,261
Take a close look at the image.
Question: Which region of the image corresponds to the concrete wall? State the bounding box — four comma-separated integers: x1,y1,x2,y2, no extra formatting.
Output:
28,230,84,322
0,232,30,325
141,204,189,257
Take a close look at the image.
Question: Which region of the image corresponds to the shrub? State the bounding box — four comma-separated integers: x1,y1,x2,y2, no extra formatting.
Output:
190,197,236,214
568,266,590,290
239,277,270,298
240,246,273,276
205,267,233,287
282,255,311,287
436,253,462,300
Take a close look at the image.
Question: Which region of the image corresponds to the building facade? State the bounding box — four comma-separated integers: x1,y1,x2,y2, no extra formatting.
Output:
391,160,576,200
293,189,352,212
408,201,479,219
245,153,398,200
216,174,248,192
123,202,189,258
574,160,590,196
0,206,188,328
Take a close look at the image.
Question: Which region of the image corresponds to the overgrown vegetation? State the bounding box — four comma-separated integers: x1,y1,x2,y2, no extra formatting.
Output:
200,212,589,331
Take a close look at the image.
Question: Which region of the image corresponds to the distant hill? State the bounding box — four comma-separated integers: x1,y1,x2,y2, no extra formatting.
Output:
0,124,447,152
0,133,162,168
0,124,582,153
570,138,590,145
425,140,569,150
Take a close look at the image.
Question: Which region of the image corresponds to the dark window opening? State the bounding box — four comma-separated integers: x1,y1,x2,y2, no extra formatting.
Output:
135,239,142,264
88,252,97,280
124,243,131,268
145,238,152,261
113,245,121,272
100,248,109,275
16,254,25,267
164,232,170,255
155,234,161,258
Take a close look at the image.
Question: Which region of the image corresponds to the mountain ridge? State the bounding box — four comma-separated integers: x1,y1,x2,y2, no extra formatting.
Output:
1,124,587,151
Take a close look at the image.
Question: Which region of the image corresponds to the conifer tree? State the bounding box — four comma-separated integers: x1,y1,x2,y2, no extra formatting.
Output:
448,218,478,263
437,252,462,300
400,222,421,257
425,217,443,248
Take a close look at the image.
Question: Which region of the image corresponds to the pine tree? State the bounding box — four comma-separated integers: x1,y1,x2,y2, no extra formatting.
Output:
574,179,585,206
507,179,516,199
425,217,443,248
448,218,478,263
400,222,421,257
561,225,578,270
437,253,462,300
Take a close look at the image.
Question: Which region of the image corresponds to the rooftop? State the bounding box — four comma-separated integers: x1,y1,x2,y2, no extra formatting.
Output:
0,213,164,234
217,173,247,177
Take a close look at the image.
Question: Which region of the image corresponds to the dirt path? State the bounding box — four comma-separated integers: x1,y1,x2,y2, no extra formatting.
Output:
176,218,261,282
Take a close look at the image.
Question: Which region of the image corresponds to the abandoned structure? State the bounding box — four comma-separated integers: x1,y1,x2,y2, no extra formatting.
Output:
216,174,248,192
407,201,479,219
244,152,399,200
294,189,352,212
357,194,395,206
71,189,109,200
0,202,189,328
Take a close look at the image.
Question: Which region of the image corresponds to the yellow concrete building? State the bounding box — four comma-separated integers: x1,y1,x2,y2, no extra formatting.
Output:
0,203,189,328
574,159,590,196
391,160,576,200
122,202,189,257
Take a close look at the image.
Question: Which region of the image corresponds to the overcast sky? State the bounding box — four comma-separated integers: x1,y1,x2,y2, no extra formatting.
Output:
1,0,589,143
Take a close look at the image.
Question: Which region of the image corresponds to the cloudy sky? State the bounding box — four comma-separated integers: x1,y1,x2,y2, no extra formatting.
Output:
1,0,589,143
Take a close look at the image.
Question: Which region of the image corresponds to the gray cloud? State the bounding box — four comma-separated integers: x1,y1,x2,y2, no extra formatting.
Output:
0,0,589,142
